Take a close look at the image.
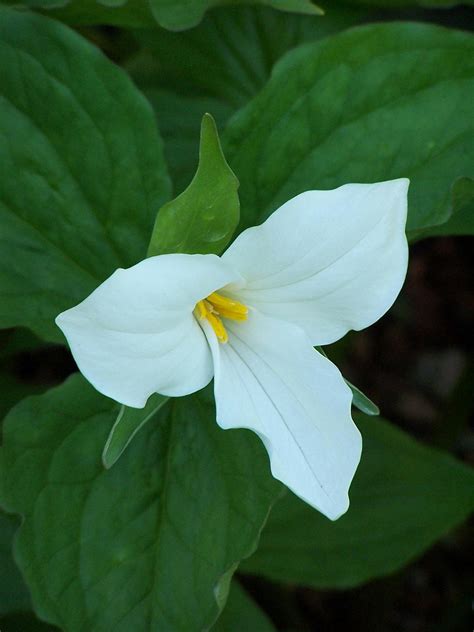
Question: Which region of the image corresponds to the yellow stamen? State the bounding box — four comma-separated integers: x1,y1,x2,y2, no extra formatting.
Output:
206,292,248,316
206,310,228,343
196,299,208,320
195,291,248,343
214,307,248,321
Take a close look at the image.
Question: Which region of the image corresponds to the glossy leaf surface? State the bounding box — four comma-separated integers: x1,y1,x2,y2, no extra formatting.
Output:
0,8,170,343
0,376,281,631
223,23,474,236
148,114,239,256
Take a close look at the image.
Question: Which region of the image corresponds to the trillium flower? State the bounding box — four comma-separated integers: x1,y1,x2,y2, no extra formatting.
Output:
56,179,409,520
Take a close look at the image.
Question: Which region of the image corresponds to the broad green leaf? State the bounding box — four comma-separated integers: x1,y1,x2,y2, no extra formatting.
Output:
0,511,31,615
241,415,474,588
213,581,276,632
0,500,58,630
148,114,239,256
0,370,46,421
6,0,323,30
130,5,372,190
102,393,168,469
223,23,474,237
133,5,370,109
0,7,171,343
420,177,474,238
0,375,281,632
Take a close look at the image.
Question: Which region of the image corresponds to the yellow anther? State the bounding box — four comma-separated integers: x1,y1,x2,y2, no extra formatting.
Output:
206,311,228,343
206,292,248,317
196,299,208,320
214,307,248,322
195,291,248,343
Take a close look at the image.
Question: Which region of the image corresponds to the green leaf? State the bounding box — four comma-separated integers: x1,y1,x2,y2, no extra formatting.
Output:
0,7,171,343
102,394,168,469
346,380,380,416
0,375,281,631
133,5,369,109
418,176,474,238
130,5,372,191
17,0,324,30
241,415,474,588
148,113,239,256
223,23,474,236
213,581,276,632
147,0,323,30
0,511,32,616
36,0,157,28
0,506,58,629
0,370,46,422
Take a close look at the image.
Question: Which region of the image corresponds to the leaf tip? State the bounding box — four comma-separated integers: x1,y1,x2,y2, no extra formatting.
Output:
101,444,117,470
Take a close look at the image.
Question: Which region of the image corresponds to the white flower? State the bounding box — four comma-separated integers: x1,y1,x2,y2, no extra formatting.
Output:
56,179,409,520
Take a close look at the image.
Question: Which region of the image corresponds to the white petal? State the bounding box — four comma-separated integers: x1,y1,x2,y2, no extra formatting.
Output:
223,180,409,345
56,254,239,407
202,311,362,520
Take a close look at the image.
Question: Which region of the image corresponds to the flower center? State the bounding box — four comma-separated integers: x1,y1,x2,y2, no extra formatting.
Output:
195,291,248,344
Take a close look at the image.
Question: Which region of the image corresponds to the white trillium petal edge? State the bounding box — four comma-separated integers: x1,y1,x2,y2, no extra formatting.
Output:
222,179,409,345
201,311,362,520
56,254,240,407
